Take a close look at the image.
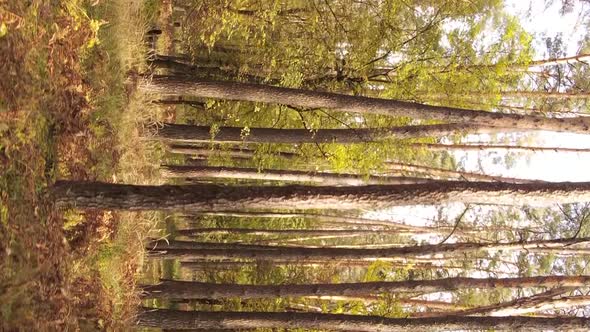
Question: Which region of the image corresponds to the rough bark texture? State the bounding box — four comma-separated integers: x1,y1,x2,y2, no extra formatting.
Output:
140,75,590,134
528,53,590,67
419,288,568,317
168,145,274,159
136,309,590,331
140,275,590,300
486,295,590,317
182,211,415,230
411,143,590,154
161,165,432,186
156,123,503,144
499,91,590,99
53,180,590,211
385,162,537,183
446,290,590,317
146,238,590,261
179,259,421,269
176,227,406,236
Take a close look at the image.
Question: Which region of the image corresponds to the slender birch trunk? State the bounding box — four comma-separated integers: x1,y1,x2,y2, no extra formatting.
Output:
161,165,432,185
155,123,503,144
418,288,568,317
176,228,409,237
419,91,590,100
483,295,590,317
527,53,590,67
168,145,291,159
181,211,416,230
140,276,590,300
146,238,590,261
410,143,590,154
500,91,590,99
169,146,537,183
384,162,538,183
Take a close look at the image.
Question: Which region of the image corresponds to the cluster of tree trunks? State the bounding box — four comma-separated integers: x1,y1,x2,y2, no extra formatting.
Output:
161,164,432,186
140,276,590,300
59,27,590,329
140,75,590,134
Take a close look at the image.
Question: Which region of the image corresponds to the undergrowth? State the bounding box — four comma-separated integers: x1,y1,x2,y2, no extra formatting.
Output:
0,0,164,329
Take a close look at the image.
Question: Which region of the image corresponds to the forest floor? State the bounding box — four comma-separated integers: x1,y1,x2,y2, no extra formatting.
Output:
0,0,166,329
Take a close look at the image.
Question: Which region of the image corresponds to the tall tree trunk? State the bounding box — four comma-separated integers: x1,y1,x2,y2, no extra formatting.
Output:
479,295,590,317
170,143,590,161
139,75,590,134
378,54,590,78
182,211,459,236
385,162,538,183
418,288,567,317
410,143,590,154
403,299,468,312
527,53,590,67
155,123,503,144
152,99,206,108
500,91,590,99
169,144,308,163
179,259,441,269
420,90,590,100
168,145,285,159
176,227,410,237
182,211,400,228
140,275,590,300
161,165,432,186
429,289,589,318
146,238,590,261
53,181,590,211
150,54,274,83
136,309,590,331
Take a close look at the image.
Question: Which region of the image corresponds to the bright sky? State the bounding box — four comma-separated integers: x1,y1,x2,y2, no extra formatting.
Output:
506,0,587,55
462,0,590,182
367,1,590,231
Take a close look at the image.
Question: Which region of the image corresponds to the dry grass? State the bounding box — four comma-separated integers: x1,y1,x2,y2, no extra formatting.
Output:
0,0,166,329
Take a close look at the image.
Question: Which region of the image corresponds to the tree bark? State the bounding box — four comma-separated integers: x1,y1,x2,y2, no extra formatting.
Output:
419,288,568,317
139,75,590,134
527,53,590,67
410,143,590,154
500,91,590,99
481,295,590,317
170,143,590,159
150,55,272,83
161,165,432,186
385,162,537,183
146,238,590,261
140,275,590,300
182,211,454,235
421,90,590,100
179,259,435,269
176,227,409,237
155,123,504,144
136,309,590,331
168,145,284,159
442,290,590,317
53,180,590,211
152,99,206,108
